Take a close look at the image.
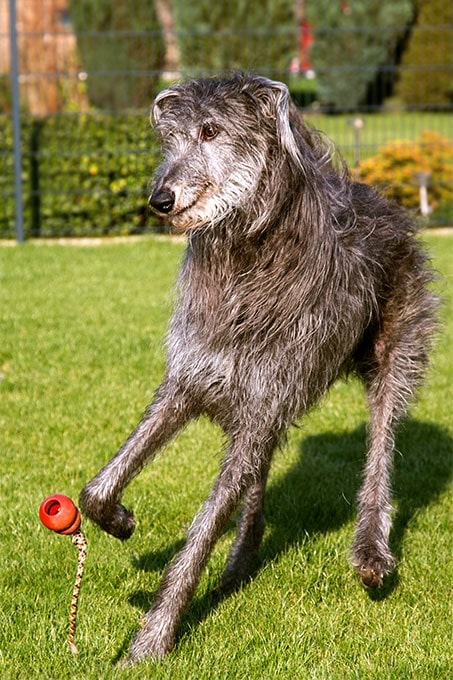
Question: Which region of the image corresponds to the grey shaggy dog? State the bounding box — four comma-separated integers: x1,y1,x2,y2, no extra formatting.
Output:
80,72,437,664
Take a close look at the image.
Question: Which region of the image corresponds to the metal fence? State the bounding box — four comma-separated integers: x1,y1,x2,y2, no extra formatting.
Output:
1,0,452,241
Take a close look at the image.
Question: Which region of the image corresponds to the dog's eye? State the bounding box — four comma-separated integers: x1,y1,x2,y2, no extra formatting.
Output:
200,123,219,142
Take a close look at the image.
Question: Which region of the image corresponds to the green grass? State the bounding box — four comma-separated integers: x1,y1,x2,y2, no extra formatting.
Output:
0,234,452,679
306,112,453,163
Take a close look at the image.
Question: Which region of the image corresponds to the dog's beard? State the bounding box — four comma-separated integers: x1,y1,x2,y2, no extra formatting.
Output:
177,176,259,231
162,158,262,232
169,193,217,231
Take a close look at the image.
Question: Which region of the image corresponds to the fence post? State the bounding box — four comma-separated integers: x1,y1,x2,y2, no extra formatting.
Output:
9,0,25,243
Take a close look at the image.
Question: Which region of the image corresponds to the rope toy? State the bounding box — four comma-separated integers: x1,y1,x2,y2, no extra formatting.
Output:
39,494,87,654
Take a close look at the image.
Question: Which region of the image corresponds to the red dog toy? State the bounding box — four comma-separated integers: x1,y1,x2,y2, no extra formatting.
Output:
39,494,86,654
39,494,81,535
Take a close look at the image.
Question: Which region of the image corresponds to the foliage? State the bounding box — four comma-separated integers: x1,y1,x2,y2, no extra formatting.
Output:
0,76,12,113
0,236,452,679
69,0,165,109
0,113,162,239
2,110,451,240
287,74,318,108
396,0,453,108
172,0,296,81
359,131,453,218
307,0,414,109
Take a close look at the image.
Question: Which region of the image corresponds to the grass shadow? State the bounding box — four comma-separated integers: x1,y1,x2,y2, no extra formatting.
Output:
127,539,185,614
125,418,452,654
131,539,185,575
262,419,452,596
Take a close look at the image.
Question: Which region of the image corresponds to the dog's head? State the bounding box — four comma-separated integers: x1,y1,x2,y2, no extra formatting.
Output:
148,73,306,231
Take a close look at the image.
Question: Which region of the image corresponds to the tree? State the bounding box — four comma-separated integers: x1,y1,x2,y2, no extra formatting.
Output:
69,0,165,109
155,0,181,79
307,0,414,110
396,0,453,108
172,0,296,82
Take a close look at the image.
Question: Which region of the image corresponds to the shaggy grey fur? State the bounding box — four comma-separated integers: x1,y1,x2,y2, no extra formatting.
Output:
79,73,438,664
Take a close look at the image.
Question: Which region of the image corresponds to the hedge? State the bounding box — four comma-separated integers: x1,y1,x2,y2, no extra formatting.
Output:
0,112,163,239
2,113,452,240
396,1,453,108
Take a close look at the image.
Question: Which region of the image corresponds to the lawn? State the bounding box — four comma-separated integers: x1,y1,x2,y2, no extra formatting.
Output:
307,111,453,163
0,234,451,679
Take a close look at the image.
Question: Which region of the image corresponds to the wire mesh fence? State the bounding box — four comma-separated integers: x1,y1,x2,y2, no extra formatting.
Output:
0,0,452,240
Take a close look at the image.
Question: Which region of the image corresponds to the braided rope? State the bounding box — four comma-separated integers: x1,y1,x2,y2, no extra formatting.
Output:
67,530,87,654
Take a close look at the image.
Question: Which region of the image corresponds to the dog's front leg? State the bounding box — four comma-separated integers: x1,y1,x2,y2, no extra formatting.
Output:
80,382,194,540
123,437,274,664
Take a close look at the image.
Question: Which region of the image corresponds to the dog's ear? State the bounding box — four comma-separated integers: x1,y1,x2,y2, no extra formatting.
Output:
250,77,302,167
152,87,181,125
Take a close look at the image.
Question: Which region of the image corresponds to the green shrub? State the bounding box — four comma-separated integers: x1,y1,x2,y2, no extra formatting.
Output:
0,117,27,238
69,0,164,110
307,1,413,110
0,75,12,113
288,75,318,108
173,0,295,81
359,131,453,221
0,112,162,238
396,1,453,108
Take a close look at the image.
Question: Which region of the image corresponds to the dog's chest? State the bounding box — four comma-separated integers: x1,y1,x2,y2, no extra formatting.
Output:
167,248,372,416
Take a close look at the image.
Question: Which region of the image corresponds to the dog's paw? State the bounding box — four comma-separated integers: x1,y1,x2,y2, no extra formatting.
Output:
352,551,394,589
212,568,252,600
121,620,174,666
79,487,136,540
98,502,136,540
356,565,384,589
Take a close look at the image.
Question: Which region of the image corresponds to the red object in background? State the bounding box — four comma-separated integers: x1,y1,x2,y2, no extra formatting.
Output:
39,494,81,535
299,19,313,72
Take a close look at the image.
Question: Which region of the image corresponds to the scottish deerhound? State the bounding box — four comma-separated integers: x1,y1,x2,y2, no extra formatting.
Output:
80,73,437,664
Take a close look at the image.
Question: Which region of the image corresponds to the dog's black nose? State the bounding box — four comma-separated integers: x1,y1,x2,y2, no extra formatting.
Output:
149,188,175,214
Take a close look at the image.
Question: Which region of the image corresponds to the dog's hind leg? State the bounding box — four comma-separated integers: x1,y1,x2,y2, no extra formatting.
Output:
351,382,399,588
214,464,271,596
124,432,275,663
80,380,196,540
352,290,435,588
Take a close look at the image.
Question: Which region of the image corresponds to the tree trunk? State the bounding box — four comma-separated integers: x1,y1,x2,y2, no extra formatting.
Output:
154,0,180,80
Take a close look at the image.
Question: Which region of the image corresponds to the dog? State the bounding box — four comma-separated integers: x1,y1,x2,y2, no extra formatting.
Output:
80,72,437,664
